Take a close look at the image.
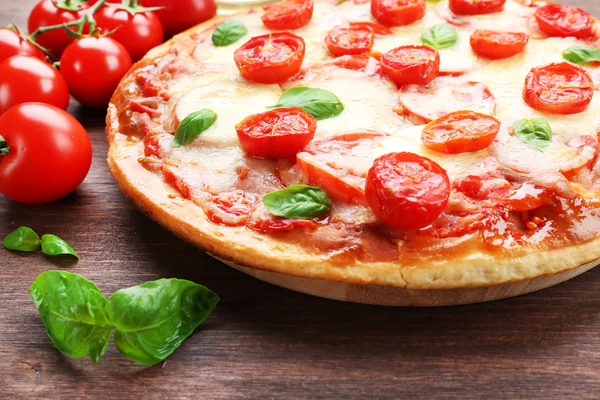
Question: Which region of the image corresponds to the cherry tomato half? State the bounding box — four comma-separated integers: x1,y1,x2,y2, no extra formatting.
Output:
371,0,426,27
325,24,374,57
0,103,92,204
60,36,133,108
262,0,313,30
449,0,506,16
380,45,440,86
523,62,593,115
234,33,305,84
0,28,46,64
141,0,217,38
421,111,500,154
236,108,316,159
365,152,450,230
535,4,594,39
470,30,529,59
0,56,69,116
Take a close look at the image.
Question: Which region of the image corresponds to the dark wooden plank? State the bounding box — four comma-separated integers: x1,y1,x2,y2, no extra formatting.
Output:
1,0,600,398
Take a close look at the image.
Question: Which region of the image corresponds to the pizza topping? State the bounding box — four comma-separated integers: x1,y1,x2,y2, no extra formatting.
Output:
422,111,501,154
173,109,218,147
268,86,344,120
534,4,594,39
470,30,529,59
263,184,332,219
365,152,451,230
523,62,594,115
380,45,440,86
511,117,552,152
325,24,374,57
421,24,459,51
563,45,600,65
212,20,248,47
371,0,426,27
262,0,314,30
236,108,317,159
448,0,506,16
234,33,306,84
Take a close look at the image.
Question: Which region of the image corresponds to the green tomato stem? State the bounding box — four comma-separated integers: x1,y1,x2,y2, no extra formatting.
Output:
0,135,9,156
28,0,107,41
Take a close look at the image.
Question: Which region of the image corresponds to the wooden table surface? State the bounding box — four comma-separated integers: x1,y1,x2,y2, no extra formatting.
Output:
2,0,600,398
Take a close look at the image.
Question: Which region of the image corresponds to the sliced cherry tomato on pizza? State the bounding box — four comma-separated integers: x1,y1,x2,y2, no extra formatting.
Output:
0,28,45,64
448,0,506,15
365,152,451,230
371,0,426,27
325,24,374,57
534,4,594,39
349,22,393,36
262,0,313,30
523,62,593,115
380,45,440,86
470,30,529,60
236,108,316,159
234,33,305,84
421,111,500,154
397,77,496,124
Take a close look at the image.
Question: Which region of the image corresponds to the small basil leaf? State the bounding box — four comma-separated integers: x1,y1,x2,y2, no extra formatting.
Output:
268,87,344,120
512,118,552,152
173,109,218,147
421,24,459,50
29,271,112,363
0,134,9,156
263,185,332,219
212,20,248,47
563,45,600,64
107,279,219,365
41,234,79,258
3,226,40,252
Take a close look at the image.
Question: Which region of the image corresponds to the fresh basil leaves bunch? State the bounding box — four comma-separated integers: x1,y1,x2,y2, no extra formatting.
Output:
30,271,219,365
512,118,553,151
421,24,459,50
3,226,78,258
268,87,344,120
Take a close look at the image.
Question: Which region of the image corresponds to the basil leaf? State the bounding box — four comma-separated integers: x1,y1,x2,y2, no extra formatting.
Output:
512,118,552,152
0,134,9,156
41,234,79,259
268,87,344,120
421,24,459,50
563,45,600,64
107,279,219,365
3,226,40,252
263,185,332,219
173,109,217,147
29,271,112,364
212,20,248,47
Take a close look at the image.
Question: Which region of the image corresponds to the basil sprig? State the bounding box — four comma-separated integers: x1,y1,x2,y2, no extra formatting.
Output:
268,87,344,120
421,24,459,50
512,118,552,152
41,234,79,258
263,185,332,219
212,20,248,47
563,45,600,64
173,109,217,147
3,226,40,252
0,134,8,156
30,271,219,365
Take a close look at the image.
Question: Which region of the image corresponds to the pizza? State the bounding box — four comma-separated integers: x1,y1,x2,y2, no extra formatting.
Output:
106,0,600,302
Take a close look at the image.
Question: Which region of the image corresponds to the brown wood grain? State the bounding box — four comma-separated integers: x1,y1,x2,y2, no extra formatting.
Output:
1,0,600,398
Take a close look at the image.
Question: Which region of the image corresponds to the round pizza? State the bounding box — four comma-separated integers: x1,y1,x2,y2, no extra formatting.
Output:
107,0,600,305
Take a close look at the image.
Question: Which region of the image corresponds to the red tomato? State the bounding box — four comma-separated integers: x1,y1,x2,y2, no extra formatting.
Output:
95,6,164,61
0,103,92,204
262,0,313,30
421,111,500,154
365,152,450,230
60,36,133,108
448,0,506,15
234,33,305,84
27,0,89,57
470,30,529,59
141,0,216,37
380,45,440,86
236,108,316,159
0,28,46,64
325,25,374,57
523,62,593,115
350,22,394,36
0,56,69,116
535,4,594,39
371,0,426,27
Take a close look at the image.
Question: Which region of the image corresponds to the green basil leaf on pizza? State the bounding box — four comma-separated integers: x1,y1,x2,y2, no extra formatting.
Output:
174,109,218,147
41,234,79,259
212,20,248,47
268,87,344,120
263,185,333,219
3,226,40,252
421,24,458,50
563,45,600,64
512,118,552,152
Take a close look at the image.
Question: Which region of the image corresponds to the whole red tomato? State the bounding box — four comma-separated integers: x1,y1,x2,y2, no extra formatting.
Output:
60,36,132,108
0,56,70,116
95,5,164,61
0,28,46,63
0,103,92,204
27,0,90,57
141,0,216,37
